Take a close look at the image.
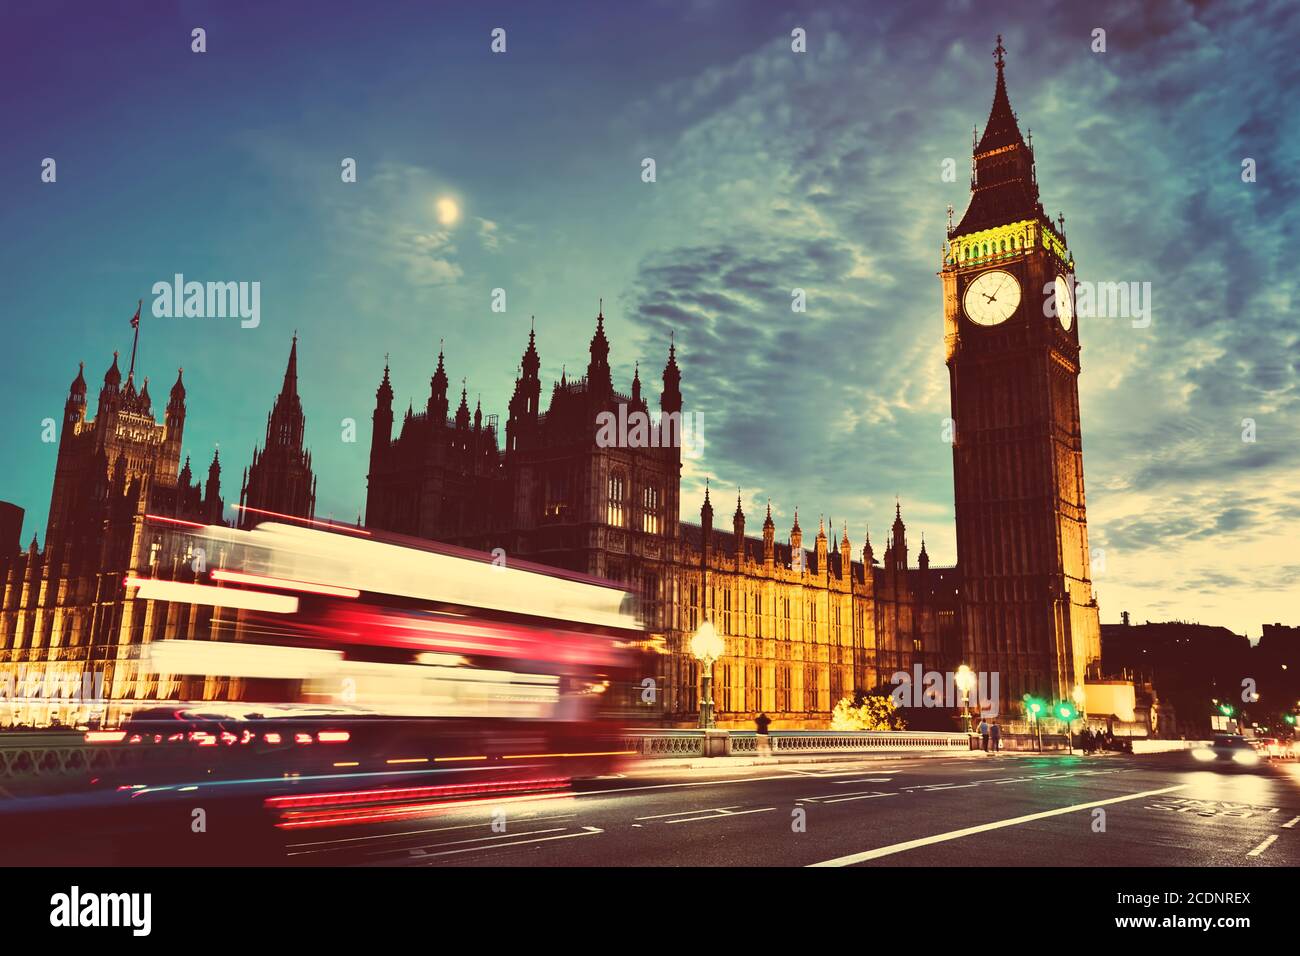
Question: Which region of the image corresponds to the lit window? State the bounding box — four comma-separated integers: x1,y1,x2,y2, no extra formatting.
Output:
607,471,625,528
642,485,660,534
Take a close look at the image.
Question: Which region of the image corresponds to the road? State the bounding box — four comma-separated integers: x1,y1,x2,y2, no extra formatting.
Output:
277,751,1300,867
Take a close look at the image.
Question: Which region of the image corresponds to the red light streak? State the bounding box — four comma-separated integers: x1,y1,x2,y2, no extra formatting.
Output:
232,504,371,536
143,514,207,529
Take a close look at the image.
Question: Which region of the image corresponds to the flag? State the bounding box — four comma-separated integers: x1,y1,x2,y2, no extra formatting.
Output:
130,299,141,329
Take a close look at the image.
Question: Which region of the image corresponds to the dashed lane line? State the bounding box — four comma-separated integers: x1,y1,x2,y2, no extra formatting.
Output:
808,784,1188,867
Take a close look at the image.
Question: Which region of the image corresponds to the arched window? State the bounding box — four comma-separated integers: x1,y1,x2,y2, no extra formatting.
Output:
1000,239,1006,252
982,243,988,257
607,470,626,528
642,484,660,534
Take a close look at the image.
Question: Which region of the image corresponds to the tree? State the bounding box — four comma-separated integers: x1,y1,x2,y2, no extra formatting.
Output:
832,693,906,731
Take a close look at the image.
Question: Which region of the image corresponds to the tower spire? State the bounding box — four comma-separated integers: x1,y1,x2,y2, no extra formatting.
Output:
281,333,299,397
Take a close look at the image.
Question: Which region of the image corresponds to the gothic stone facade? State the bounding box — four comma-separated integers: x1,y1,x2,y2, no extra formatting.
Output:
942,39,1103,714
0,339,313,726
365,310,958,728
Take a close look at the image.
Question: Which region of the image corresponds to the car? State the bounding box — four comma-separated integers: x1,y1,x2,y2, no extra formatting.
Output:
1191,734,1265,770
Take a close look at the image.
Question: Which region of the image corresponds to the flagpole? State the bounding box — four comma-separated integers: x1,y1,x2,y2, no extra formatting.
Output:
127,299,142,380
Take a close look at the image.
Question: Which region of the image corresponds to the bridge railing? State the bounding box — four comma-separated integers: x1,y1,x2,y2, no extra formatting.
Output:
620,729,975,758
0,731,141,794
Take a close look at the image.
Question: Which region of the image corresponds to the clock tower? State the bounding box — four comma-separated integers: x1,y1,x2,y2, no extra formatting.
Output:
942,38,1101,716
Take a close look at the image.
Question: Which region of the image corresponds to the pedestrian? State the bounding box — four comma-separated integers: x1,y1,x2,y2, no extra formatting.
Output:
990,720,1001,753
977,717,990,752
755,712,772,755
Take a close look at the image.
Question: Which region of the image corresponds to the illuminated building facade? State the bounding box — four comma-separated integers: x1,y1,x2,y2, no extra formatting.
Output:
941,38,1103,714
365,309,957,728
0,337,231,726
0,335,308,726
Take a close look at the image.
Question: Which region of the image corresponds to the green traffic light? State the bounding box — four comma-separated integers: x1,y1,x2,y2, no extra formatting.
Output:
1056,702,1076,721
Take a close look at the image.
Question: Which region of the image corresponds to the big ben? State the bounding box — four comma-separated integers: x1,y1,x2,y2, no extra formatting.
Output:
942,37,1102,717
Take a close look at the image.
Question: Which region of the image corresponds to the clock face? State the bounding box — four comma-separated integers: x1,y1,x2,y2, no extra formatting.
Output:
963,269,1021,326
1054,274,1074,331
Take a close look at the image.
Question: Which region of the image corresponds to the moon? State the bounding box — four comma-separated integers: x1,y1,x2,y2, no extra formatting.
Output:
435,197,461,227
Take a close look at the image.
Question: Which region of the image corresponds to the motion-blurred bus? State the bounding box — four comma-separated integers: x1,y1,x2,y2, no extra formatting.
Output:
96,517,656,824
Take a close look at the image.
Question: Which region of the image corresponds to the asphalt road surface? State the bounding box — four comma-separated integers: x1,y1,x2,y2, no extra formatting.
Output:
278,751,1300,867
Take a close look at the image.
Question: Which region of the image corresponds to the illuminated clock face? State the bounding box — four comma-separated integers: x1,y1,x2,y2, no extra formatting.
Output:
1055,274,1074,331
963,269,1021,326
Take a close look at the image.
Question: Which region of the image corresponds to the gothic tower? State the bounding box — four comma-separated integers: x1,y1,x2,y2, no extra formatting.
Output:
942,38,1101,714
239,335,317,527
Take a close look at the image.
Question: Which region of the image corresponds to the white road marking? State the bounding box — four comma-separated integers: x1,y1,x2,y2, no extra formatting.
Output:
667,807,775,823
835,778,893,784
286,813,577,852
799,789,895,803
1248,837,1279,858
635,805,741,821
819,792,897,805
414,827,603,860
364,826,570,858
808,784,1188,867
1247,835,1278,858
1281,815,1299,829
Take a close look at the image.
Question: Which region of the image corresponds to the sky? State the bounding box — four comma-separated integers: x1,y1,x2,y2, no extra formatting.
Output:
1,0,1297,638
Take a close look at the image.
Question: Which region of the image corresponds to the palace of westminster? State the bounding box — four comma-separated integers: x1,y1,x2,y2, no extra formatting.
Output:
0,43,1105,729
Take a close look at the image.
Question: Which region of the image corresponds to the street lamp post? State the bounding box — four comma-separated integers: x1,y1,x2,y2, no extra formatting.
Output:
690,620,725,730
955,664,976,734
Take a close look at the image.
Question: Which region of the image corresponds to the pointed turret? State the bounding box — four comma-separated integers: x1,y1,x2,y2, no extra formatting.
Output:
168,368,186,408
762,499,775,566
815,514,829,572
65,361,88,425
371,359,394,478
205,448,223,521
733,490,745,559
953,36,1042,237
429,343,449,423
179,455,193,487
69,362,87,399
455,384,470,430
239,336,314,529
103,351,121,388
699,479,714,564
790,507,803,567
890,499,908,572
281,334,299,398
586,300,613,396
975,35,1024,153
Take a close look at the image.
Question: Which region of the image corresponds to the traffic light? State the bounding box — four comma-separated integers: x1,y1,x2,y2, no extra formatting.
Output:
1218,702,1235,717
1025,697,1046,720
1284,714,1296,726
1055,701,1077,722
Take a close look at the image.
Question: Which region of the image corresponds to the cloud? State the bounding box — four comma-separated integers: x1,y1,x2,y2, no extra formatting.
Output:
619,0,1300,630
